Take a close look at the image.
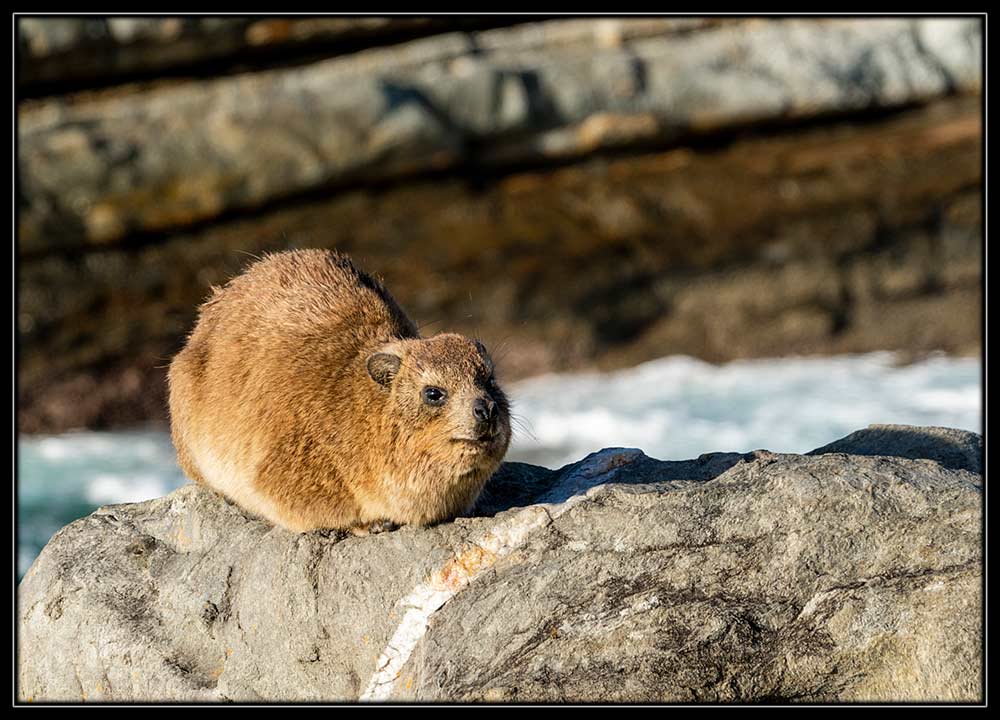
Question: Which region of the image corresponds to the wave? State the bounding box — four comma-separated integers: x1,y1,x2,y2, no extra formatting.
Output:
505,352,981,468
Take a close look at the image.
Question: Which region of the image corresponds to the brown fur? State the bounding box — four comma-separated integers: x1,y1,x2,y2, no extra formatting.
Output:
168,249,510,533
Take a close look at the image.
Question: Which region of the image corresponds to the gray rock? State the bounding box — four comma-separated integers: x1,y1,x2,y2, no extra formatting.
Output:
809,423,983,474
16,17,484,90
18,17,981,252
17,426,982,702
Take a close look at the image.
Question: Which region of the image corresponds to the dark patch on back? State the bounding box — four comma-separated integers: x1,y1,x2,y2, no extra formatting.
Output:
327,252,381,294
184,340,210,377
324,251,419,339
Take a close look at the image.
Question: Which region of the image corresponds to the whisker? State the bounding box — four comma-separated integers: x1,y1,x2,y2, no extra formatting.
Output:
418,318,445,332
492,346,513,366
510,425,538,443
511,413,535,430
476,332,518,374
509,413,538,442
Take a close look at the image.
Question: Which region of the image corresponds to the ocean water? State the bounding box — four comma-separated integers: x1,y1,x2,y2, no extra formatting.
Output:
17,352,982,578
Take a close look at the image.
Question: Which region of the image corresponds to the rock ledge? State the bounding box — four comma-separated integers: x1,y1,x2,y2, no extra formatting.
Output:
17,424,982,702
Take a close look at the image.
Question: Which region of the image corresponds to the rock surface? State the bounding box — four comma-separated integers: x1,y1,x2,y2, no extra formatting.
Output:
16,17,516,92
18,18,980,252
17,425,983,702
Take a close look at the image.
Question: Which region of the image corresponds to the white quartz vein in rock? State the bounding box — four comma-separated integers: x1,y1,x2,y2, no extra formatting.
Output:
360,447,643,701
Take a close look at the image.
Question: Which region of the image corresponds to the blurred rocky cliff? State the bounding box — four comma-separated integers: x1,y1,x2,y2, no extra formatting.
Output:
17,17,983,432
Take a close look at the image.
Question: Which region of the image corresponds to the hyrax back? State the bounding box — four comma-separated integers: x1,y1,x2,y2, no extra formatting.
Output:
168,249,510,533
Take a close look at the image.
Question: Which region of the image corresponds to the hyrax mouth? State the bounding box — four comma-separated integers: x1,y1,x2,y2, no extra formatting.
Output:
451,435,501,448
451,426,507,456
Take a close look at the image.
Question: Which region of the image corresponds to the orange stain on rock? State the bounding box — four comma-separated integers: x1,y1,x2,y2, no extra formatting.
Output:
432,543,498,592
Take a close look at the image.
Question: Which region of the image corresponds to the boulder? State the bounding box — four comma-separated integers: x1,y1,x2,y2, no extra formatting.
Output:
17,425,982,702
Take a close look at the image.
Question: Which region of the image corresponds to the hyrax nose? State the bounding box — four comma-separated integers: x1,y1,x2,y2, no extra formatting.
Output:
473,398,496,424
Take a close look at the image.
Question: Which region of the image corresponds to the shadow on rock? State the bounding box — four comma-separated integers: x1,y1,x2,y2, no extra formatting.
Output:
808,423,982,474
473,449,750,516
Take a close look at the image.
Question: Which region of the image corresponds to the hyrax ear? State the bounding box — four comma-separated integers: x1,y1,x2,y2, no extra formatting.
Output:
366,351,402,388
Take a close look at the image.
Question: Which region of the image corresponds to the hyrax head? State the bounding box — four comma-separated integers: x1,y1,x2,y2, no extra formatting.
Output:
366,333,511,470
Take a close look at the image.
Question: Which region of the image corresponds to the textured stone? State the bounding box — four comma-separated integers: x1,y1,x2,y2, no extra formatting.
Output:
17,426,983,702
16,17,509,90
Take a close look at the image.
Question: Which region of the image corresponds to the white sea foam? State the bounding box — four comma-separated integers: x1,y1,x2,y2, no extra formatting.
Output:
504,352,981,468
19,430,185,503
85,473,175,505
17,352,982,577
18,430,189,577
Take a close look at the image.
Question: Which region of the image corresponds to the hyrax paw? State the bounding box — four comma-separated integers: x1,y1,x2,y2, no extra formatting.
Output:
350,519,399,537
311,527,350,541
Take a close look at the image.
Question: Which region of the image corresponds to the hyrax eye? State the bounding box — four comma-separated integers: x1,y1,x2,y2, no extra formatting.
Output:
422,386,447,406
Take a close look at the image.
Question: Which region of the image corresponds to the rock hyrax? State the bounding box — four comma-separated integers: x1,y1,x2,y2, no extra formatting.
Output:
168,249,511,533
